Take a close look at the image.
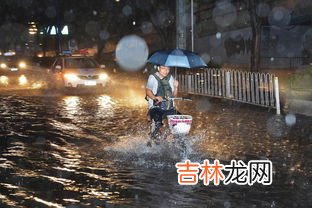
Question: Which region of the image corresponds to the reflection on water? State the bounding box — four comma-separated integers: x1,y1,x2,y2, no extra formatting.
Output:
97,95,115,118
0,89,311,207
62,96,81,118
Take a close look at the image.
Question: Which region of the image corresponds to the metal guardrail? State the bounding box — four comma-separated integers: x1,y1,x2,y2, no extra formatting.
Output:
177,68,281,114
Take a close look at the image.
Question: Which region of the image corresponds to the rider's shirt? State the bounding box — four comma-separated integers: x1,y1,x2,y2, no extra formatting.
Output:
146,72,175,109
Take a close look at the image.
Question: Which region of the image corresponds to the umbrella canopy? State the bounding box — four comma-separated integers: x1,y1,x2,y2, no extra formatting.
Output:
147,48,207,68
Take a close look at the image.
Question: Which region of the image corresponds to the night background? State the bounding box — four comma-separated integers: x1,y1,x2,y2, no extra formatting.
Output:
0,0,311,208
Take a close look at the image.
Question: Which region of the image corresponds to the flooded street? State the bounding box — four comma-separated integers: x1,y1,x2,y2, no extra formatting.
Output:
0,80,311,208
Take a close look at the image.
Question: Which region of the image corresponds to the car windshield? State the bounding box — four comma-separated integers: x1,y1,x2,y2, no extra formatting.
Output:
64,58,98,68
0,56,23,63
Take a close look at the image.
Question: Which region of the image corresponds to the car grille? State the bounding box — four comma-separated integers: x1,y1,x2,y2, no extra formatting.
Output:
78,75,99,80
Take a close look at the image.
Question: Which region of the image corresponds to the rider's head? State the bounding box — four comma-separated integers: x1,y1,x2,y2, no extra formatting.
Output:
157,65,170,78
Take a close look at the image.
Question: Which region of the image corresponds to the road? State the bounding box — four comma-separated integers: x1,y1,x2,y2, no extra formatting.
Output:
0,77,311,207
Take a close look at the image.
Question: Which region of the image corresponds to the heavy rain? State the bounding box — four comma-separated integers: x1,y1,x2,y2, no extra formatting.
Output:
0,0,311,208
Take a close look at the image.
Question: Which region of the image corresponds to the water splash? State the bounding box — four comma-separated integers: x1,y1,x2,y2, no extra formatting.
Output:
103,132,205,168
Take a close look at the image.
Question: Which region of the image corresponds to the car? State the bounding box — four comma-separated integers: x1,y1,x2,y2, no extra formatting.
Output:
0,54,34,87
50,56,109,88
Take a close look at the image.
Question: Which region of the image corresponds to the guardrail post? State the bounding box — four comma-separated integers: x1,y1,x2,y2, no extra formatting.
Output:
274,77,281,115
225,71,231,98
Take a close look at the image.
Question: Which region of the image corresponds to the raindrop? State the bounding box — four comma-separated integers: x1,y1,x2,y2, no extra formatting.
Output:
256,3,270,17
195,97,211,112
93,10,97,16
115,35,149,72
212,0,237,28
99,30,110,40
201,53,211,63
270,57,274,61
141,21,153,34
213,56,222,64
155,10,174,28
85,21,100,36
216,32,222,39
267,115,289,138
122,5,133,17
224,201,231,208
303,29,312,54
285,114,296,126
64,11,75,23
268,7,291,27
45,6,56,18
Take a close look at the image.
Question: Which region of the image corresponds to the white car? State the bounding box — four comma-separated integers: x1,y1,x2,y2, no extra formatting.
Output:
51,56,109,88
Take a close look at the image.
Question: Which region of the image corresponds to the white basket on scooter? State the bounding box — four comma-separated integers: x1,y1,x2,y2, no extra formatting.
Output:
167,115,192,135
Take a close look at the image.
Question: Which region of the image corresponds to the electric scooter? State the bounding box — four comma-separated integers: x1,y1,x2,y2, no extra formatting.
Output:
147,97,192,147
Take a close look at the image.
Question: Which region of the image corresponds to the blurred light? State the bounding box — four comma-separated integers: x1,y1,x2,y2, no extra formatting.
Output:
99,73,109,80
0,76,9,85
270,57,274,61
132,21,136,25
64,73,79,81
19,75,28,85
19,62,26,68
1,63,7,68
115,0,120,2
4,51,15,56
32,82,43,89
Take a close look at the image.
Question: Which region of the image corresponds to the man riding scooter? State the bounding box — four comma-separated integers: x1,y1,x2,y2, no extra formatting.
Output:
145,65,179,144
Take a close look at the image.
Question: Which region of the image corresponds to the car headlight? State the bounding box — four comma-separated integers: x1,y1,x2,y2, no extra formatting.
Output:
19,75,28,85
64,73,79,81
0,76,9,85
0,63,7,69
19,62,26,68
99,73,109,80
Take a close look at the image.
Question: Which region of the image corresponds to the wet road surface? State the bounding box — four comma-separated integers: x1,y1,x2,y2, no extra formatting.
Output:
0,80,311,208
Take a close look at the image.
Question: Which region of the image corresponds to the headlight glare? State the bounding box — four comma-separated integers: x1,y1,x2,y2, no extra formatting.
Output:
0,76,9,85
0,63,7,68
19,75,28,85
99,73,108,80
64,73,79,81
19,62,26,68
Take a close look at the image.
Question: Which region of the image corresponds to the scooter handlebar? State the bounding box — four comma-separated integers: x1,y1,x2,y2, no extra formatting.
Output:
153,97,192,104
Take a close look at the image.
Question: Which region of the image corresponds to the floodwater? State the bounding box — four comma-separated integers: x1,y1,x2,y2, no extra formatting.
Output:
0,80,311,208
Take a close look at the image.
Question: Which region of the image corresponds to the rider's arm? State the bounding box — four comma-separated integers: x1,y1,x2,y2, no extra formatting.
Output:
146,75,163,101
146,88,163,102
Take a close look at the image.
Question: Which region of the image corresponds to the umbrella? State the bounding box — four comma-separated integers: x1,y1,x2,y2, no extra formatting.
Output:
147,48,207,68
